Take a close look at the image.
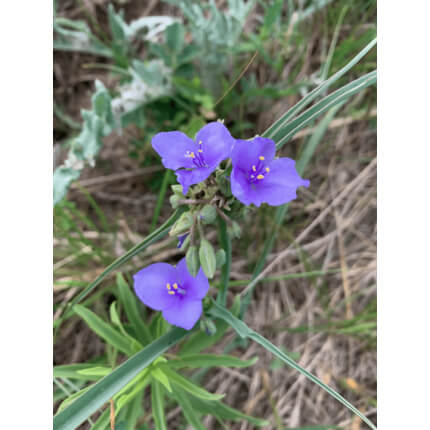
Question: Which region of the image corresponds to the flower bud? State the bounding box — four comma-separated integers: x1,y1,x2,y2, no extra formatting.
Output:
170,194,181,209
171,184,183,195
186,245,199,277
169,212,193,236
199,239,216,279
200,204,217,225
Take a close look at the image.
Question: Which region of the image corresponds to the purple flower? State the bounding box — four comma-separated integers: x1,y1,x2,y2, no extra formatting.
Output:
133,258,209,330
152,122,235,194
230,137,310,207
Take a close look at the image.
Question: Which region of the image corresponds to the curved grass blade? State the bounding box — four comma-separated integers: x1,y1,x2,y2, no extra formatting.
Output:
53,327,190,430
117,273,152,345
151,381,167,430
172,389,206,430
68,207,186,308
217,217,232,307
168,354,258,369
263,38,376,139
274,70,376,149
209,301,376,430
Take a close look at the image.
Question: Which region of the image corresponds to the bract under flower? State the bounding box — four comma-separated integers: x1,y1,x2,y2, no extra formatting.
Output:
133,258,209,330
230,137,310,207
152,122,235,194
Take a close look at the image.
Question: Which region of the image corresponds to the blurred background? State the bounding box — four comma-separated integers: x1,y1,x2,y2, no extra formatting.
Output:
53,0,376,428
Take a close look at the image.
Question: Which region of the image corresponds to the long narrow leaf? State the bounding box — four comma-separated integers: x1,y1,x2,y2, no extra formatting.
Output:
263,38,376,138
53,327,190,430
151,381,167,430
274,71,376,149
209,301,376,430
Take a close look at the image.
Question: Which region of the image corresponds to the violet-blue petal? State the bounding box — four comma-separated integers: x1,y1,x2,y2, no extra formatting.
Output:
231,158,309,207
177,258,209,300
175,166,214,195
195,122,235,166
177,233,189,249
133,263,178,311
162,299,202,330
231,137,276,171
230,167,265,206
152,131,196,170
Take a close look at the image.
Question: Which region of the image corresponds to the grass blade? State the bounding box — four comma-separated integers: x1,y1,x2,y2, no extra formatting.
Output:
150,170,172,233
117,273,152,345
274,70,376,149
168,354,258,369
53,327,190,430
209,301,376,430
263,38,376,139
151,381,167,430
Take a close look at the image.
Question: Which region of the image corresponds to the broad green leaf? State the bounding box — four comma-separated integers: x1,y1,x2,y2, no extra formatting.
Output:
199,238,216,279
151,381,167,430
53,327,190,430
162,367,224,401
74,305,137,356
168,354,258,369
116,273,152,345
209,302,376,430
217,218,231,306
166,22,185,53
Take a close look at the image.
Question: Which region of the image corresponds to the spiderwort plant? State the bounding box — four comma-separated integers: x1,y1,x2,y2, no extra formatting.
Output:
230,137,310,207
152,121,235,194
133,257,209,330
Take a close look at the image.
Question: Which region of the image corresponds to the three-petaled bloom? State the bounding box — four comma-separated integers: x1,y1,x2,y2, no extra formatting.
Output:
133,258,209,330
230,137,310,207
152,122,235,195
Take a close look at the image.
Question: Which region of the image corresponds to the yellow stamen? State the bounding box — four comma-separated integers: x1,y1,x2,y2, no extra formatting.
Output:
173,283,178,290
257,174,264,179
166,283,171,290
190,152,195,159
259,156,265,160
198,149,203,153
168,291,175,295
198,140,202,145
252,165,256,172
265,167,270,172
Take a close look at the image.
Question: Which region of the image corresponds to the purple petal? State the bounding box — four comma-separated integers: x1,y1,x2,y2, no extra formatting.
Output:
194,122,235,167
230,167,262,206
231,137,276,171
133,263,178,311
177,233,189,248
162,299,202,330
152,131,196,170
175,166,214,195
176,258,209,300
230,158,309,207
